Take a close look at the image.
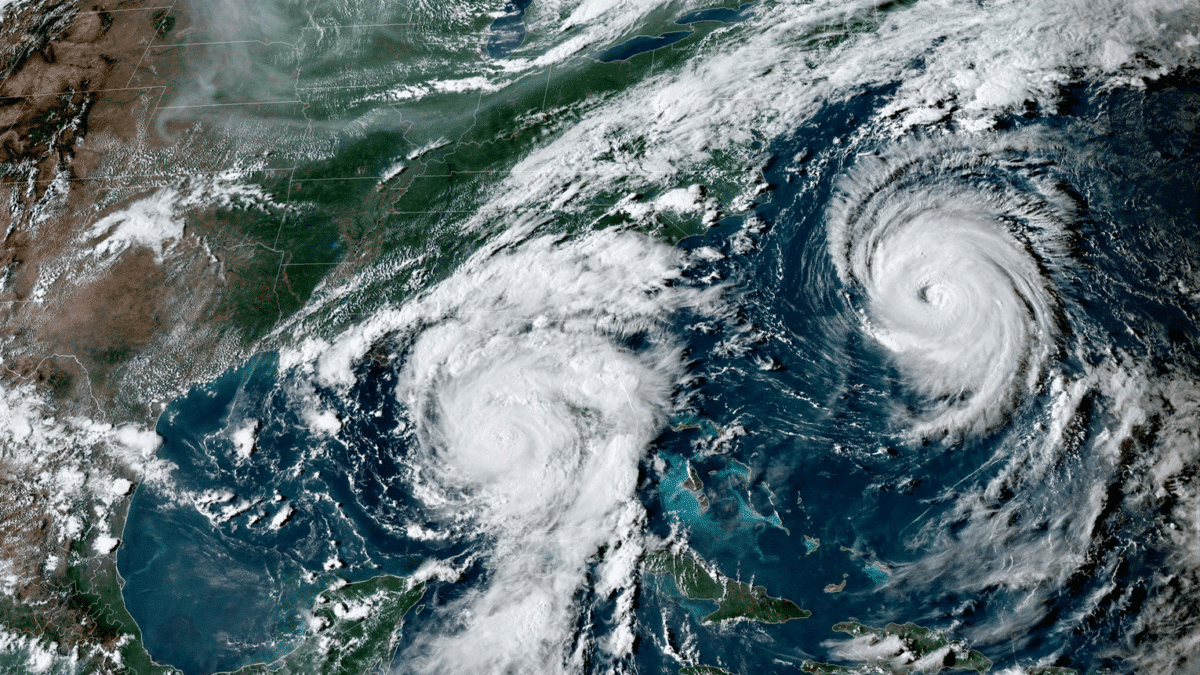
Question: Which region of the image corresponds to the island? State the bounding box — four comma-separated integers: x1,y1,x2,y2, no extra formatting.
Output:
644,549,810,625
225,575,425,675
679,666,736,675
804,536,821,555
681,462,712,512
801,621,993,674
824,574,849,593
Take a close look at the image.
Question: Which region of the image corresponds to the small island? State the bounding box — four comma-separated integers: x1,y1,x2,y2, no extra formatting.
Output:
804,536,821,555
824,574,848,593
681,462,712,512
644,549,810,625
225,574,425,675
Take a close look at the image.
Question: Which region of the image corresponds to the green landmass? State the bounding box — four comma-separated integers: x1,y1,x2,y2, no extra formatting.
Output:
0,528,174,675
800,659,1078,675
680,666,736,675
800,621,993,675
79,559,173,675
644,550,809,625
151,9,175,36
225,575,425,675
799,663,870,674
672,415,720,437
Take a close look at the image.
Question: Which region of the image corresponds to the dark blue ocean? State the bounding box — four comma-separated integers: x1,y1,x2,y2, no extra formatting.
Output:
119,76,1200,675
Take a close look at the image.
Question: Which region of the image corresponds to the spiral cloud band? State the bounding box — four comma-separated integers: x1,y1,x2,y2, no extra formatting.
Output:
304,230,712,675
826,136,1075,439
397,319,675,674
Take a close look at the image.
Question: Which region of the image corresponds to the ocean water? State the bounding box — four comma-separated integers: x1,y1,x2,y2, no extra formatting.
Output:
109,0,1200,669
642,79,1200,674
119,354,469,674
119,73,1200,675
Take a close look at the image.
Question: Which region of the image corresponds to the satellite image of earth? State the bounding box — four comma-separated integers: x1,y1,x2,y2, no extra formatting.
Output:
1,0,1198,673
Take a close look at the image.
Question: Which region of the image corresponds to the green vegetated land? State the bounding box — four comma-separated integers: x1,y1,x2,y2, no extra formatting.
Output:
225,575,425,675
679,666,736,675
644,550,809,625
212,0,773,344
800,621,1078,675
800,620,991,675
54,550,173,675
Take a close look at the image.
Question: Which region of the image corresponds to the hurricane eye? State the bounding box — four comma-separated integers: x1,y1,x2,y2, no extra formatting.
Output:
826,138,1071,439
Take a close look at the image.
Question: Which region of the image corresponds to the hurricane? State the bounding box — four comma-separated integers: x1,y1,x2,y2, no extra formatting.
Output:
826,135,1074,439
806,128,1200,674
6,0,1196,673
299,230,715,675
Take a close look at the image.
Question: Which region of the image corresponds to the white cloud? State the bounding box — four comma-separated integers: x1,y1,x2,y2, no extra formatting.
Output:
304,409,342,437
231,421,259,459
825,132,1072,439
92,536,120,555
86,191,185,263
0,0,30,15
282,230,718,675
269,502,296,530
458,0,1199,237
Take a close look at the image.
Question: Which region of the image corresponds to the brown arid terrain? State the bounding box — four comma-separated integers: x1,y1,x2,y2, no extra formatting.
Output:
3,0,228,411
0,1,286,670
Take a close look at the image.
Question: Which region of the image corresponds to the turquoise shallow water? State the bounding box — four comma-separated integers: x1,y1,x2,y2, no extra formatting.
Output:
118,39,1200,675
